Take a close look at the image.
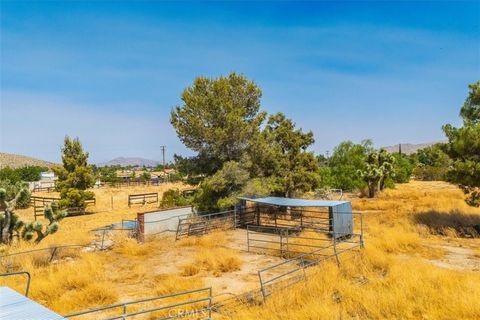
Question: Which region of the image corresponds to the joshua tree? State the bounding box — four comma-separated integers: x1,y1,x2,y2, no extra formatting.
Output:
22,202,67,244
0,185,66,245
359,149,396,198
378,149,396,191
0,186,28,244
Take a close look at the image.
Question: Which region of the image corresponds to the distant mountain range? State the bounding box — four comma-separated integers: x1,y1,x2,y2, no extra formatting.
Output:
0,152,56,169
1,142,443,170
381,141,444,155
97,157,160,167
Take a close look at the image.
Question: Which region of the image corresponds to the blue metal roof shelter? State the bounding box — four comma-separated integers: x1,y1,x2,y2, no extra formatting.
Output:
0,286,64,320
238,196,349,207
238,196,353,238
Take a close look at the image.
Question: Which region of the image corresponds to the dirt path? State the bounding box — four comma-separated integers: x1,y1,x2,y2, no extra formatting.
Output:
428,244,480,271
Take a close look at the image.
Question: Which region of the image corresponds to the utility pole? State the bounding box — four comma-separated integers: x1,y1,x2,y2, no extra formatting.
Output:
160,145,166,171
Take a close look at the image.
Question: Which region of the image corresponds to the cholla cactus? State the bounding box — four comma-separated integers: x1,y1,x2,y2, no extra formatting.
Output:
0,186,29,244
22,202,67,244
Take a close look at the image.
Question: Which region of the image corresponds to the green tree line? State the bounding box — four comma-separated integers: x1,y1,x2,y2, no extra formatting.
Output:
171,73,479,210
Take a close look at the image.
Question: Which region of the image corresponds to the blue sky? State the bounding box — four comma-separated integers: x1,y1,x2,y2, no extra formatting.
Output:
1,1,479,163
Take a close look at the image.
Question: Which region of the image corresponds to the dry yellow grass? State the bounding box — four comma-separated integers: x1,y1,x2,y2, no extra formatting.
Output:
226,181,480,319
179,232,242,276
233,252,480,319
1,181,480,319
1,182,187,255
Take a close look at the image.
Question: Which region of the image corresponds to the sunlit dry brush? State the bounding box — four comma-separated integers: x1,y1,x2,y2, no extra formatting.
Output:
194,248,242,276
0,253,119,315
178,231,242,276
353,181,480,258
233,250,480,319
177,231,227,248
2,181,480,319
228,181,480,319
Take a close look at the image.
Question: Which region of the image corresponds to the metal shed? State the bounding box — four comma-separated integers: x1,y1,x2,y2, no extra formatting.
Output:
238,196,353,238
0,286,64,320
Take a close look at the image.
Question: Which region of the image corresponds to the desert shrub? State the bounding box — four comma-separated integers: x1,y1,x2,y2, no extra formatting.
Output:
160,189,192,208
166,172,183,182
93,165,122,183
0,166,47,183
413,164,449,181
414,210,480,237
194,248,241,275
116,238,150,256
181,263,200,276
325,140,373,191
412,143,451,181
392,154,414,183
177,231,226,248
153,274,204,296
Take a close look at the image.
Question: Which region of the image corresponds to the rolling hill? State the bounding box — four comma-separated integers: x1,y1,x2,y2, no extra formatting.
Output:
381,141,444,155
0,152,56,169
97,157,160,167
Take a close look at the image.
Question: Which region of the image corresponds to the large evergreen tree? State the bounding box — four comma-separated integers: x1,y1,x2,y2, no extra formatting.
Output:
260,113,319,198
172,74,322,210
443,81,480,206
53,136,95,209
171,73,266,176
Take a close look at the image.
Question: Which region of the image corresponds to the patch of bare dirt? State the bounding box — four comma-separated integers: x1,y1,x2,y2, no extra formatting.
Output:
428,244,480,271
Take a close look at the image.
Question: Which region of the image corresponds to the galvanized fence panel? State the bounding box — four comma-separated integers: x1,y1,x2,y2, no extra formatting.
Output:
64,287,213,320
254,210,365,300
0,245,90,272
175,209,240,240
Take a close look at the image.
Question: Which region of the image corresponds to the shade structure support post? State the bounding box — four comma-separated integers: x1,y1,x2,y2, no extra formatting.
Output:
333,233,340,266
360,212,365,248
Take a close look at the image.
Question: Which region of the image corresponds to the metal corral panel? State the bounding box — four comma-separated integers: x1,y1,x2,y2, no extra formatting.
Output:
331,202,353,238
0,286,64,320
139,206,193,235
239,197,349,207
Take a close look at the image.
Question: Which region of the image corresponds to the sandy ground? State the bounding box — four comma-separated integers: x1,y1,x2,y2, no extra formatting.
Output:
428,244,480,271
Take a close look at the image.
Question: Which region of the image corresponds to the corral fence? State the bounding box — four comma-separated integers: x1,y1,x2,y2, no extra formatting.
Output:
136,207,241,241
93,219,139,246
29,196,96,219
64,287,213,320
175,209,243,240
246,210,364,258
255,238,364,301
32,185,56,193
128,192,158,207
1,222,139,272
30,195,60,220
99,179,175,188
238,205,355,237
254,221,364,300
257,254,308,299
0,244,94,272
